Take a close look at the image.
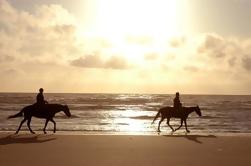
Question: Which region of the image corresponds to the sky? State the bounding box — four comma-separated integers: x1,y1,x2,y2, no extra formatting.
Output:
1,0,251,94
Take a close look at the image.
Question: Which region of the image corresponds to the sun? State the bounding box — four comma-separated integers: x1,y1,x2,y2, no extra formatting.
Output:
79,0,179,62
93,0,178,38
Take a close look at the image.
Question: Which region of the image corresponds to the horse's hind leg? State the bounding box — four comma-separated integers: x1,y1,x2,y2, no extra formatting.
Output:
50,118,56,133
43,119,49,134
157,117,164,132
27,118,35,134
184,119,190,133
167,118,174,132
175,119,183,131
15,118,27,134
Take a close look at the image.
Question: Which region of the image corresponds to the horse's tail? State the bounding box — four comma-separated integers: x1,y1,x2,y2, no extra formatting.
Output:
152,109,162,124
7,109,24,119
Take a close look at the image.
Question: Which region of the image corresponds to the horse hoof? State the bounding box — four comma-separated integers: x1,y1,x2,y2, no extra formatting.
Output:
31,132,35,134
44,131,47,134
186,130,190,133
15,132,18,135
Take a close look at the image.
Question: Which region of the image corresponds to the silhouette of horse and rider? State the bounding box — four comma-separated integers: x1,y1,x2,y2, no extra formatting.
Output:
8,90,201,134
152,92,202,132
8,88,71,134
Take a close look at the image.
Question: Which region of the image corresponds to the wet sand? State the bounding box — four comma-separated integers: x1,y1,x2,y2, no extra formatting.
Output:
0,133,251,166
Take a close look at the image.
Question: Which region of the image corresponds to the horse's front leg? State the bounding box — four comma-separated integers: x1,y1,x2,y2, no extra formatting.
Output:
15,118,27,134
166,118,174,132
27,117,35,134
43,119,49,134
157,117,164,132
184,119,190,133
50,118,56,133
174,119,183,131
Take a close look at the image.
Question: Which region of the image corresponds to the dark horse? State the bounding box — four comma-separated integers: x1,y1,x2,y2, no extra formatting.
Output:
8,104,71,134
152,106,202,132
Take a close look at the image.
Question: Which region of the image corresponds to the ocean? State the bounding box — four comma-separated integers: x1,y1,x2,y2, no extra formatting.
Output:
0,93,251,135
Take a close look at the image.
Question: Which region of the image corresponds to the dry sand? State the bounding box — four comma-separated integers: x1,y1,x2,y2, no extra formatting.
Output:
0,133,251,166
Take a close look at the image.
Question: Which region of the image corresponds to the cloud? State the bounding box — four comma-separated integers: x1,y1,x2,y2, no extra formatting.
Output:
228,56,237,66
184,33,251,75
183,66,199,72
242,56,251,71
144,53,159,61
0,54,14,63
70,54,130,69
169,37,186,48
0,68,18,75
1,0,251,93
0,0,79,62
0,0,84,91
197,34,226,58
70,54,103,68
105,56,130,69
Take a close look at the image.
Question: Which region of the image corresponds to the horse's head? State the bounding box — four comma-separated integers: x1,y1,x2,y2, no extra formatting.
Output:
63,105,71,117
195,105,202,117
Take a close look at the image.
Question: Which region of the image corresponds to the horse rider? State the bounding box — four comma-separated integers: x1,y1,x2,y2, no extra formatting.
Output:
173,92,182,112
35,88,48,111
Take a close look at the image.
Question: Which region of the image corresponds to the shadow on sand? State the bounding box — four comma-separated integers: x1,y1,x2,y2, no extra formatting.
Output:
0,134,56,145
162,134,217,144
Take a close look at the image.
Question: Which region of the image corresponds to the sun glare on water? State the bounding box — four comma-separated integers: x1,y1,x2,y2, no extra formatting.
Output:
114,110,149,133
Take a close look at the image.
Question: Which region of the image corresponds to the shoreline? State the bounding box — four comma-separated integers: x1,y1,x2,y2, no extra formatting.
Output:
1,130,251,136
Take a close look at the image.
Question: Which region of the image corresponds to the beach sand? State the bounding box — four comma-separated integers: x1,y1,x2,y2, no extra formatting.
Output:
0,133,250,166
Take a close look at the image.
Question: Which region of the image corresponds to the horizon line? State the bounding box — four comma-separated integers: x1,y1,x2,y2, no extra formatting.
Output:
0,91,250,96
